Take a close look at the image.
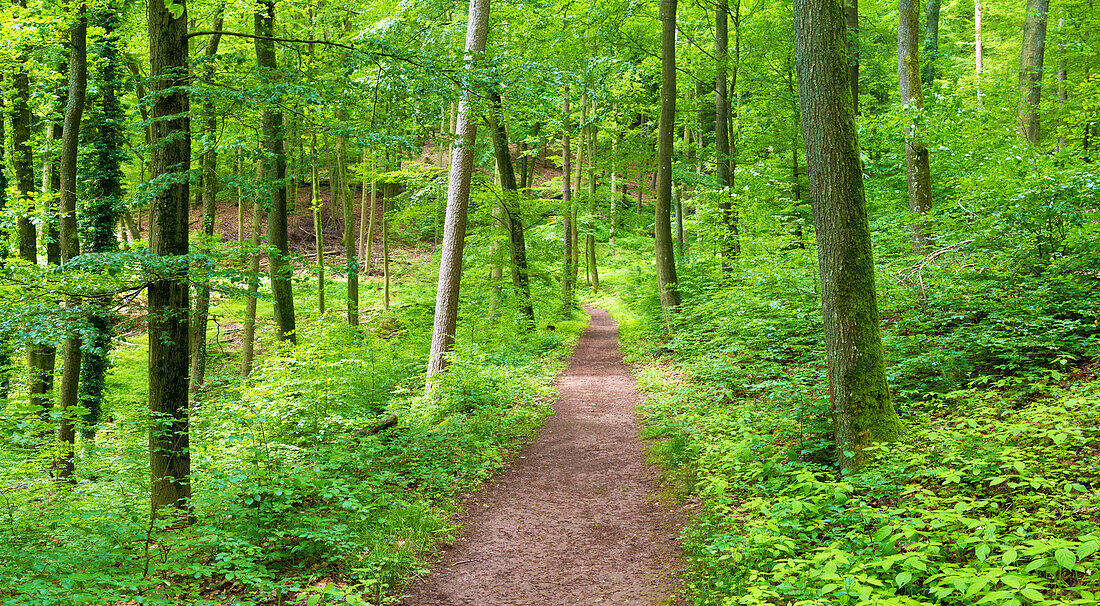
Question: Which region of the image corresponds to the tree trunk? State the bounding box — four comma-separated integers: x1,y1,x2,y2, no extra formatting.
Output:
922,0,940,85
365,157,377,271
335,109,358,326
312,134,325,312
12,25,36,264
358,147,370,262
382,181,391,312
656,0,681,318
147,0,192,517
189,12,224,402
561,95,574,315
242,163,264,377
256,0,296,343
425,0,490,390
586,103,599,294
845,0,859,113
899,0,933,253
715,0,740,271
488,90,536,330
975,0,983,98
31,116,63,422
609,131,617,248
55,5,88,482
793,0,903,470
1057,15,1067,151
1018,0,1049,144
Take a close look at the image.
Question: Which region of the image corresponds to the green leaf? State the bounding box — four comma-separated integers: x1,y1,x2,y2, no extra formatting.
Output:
821,583,840,594
977,543,991,561
874,525,893,542
1020,587,1044,602
1077,540,1099,560
896,571,913,587
1003,547,1019,565
1056,548,1077,570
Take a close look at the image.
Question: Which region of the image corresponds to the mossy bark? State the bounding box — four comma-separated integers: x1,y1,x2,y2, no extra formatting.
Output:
793,0,904,470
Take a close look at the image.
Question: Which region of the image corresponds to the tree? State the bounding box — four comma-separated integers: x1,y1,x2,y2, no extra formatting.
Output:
1018,0,1050,144
792,0,904,470
256,0,296,343
189,9,225,399
899,0,933,253
147,0,192,516
425,0,491,390
922,0,940,84
55,2,87,481
655,0,681,318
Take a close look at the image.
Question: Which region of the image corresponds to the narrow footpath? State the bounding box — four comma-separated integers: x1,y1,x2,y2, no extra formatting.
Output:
401,307,684,605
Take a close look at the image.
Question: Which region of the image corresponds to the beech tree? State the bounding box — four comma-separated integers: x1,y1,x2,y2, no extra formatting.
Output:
899,0,932,253
147,0,192,516
1018,0,1050,144
655,0,681,317
793,0,904,469
426,0,491,389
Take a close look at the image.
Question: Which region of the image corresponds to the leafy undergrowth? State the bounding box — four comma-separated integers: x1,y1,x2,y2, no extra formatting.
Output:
602,224,1100,605
0,310,586,606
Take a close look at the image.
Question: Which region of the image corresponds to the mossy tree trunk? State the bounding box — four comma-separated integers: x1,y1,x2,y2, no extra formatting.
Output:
255,0,296,343
793,0,904,471
1018,0,1049,144
899,0,933,253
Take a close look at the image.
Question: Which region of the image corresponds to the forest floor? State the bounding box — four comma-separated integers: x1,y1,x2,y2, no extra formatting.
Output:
400,307,686,606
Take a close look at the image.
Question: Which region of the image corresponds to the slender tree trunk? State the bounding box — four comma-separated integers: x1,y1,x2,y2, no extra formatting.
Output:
586,104,599,294
846,0,859,112
715,0,737,271
31,116,63,422
55,5,88,482
147,0,192,516
1057,15,1067,151
12,23,36,264
793,0,903,470
656,0,681,317
975,0,983,98
365,157,377,272
561,95,574,315
922,0,940,84
1018,0,1049,144
488,90,536,329
425,0,490,390
609,131,617,248
256,0,295,343
900,0,933,253
358,147,369,261
335,109,358,326
382,181,391,312
312,134,325,312
189,12,224,401
242,163,264,377
237,149,244,241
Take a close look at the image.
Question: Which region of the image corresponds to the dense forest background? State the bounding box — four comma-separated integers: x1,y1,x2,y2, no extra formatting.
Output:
0,0,1097,603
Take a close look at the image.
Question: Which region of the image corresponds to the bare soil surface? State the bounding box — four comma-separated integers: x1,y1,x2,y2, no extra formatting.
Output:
401,307,685,606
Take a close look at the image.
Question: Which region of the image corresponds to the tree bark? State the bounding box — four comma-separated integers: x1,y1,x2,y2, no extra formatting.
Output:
242,163,264,377
1057,15,1067,151
256,0,296,342
425,0,490,390
336,109,358,326
189,11,224,401
899,0,933,253
488,90,536,329
561,95,574,315
12,18,36,264
1018,0,1049,144
922,0,940,85
312,134,325,312
845,0,859,113
793,0,903,470
55,5,88,482
656,0,681,317
147,0,192,517
586,101,599,294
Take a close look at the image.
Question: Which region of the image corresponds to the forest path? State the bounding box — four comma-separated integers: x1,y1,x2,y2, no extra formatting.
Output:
401,307,685,606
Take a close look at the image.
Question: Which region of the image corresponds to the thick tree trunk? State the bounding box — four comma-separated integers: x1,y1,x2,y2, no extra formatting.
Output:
488,90,536,329
899,0,933,253
425,0,490,390
147,0,192,517
1018,0,1049,144
190,13,224,401
922,0,940,84
656,0,681,317
55,6,88,482
256,0,296,342
793,0,903,470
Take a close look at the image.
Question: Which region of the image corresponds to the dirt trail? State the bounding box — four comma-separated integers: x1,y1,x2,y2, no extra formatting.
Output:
402,307,684,606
